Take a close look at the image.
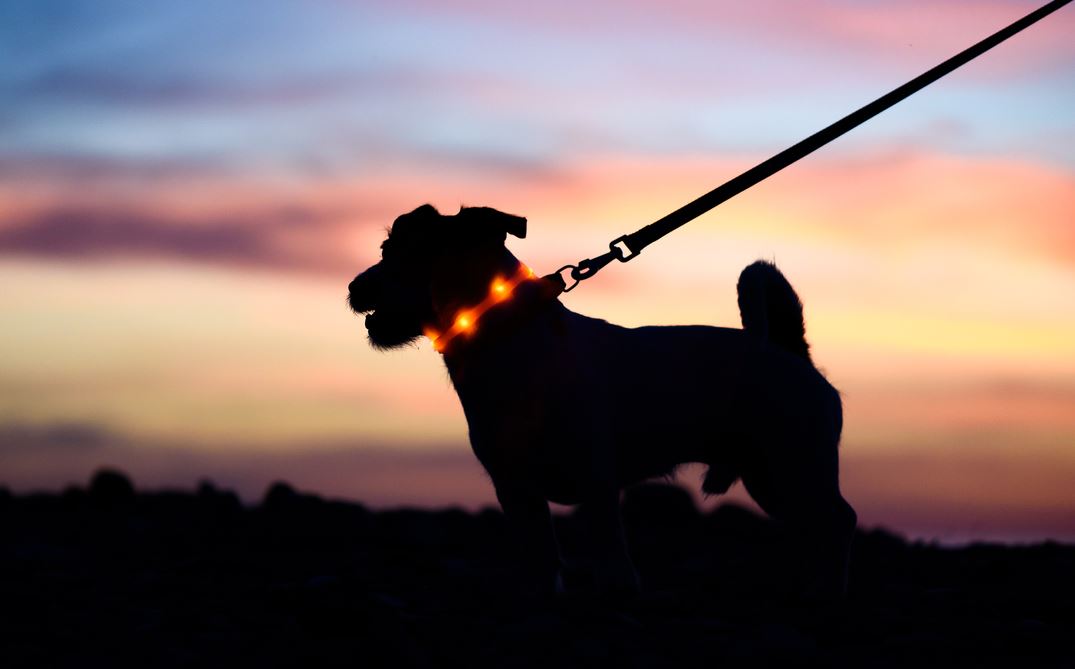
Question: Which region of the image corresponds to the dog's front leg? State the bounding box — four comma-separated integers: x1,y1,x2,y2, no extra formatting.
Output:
565,489,641,598
493,481,562,594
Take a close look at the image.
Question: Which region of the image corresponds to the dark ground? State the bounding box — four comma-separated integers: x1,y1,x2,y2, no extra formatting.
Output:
2,471,1073,668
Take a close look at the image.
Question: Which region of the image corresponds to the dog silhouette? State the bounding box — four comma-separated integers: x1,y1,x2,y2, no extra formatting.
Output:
348,204,856,597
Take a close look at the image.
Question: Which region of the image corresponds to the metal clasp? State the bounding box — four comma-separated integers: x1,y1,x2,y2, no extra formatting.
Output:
550,234,641,294
573,249,618,281
609,235,639,262
554,264,580,292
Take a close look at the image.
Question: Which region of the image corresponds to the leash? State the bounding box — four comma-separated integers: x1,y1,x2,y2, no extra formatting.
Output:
432,0,1069,353
547,0,1072,294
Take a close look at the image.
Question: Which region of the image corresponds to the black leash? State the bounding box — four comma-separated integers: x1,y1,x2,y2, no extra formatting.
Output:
550,0,1071,293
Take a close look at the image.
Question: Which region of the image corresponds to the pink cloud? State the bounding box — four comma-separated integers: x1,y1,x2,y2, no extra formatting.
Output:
374,0,1074,79
2,144,1071,279
805,0,1075,77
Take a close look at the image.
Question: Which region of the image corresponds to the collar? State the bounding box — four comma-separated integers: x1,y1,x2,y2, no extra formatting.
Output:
425,263,564,354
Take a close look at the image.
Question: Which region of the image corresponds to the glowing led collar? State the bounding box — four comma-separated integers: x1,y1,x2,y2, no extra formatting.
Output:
424,263,537,353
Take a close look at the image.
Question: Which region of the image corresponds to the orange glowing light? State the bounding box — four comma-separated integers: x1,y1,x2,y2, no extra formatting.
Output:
431,263,540,352
492,280,508,298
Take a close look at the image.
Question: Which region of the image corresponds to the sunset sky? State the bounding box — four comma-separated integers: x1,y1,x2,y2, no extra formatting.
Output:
1,0,1073,541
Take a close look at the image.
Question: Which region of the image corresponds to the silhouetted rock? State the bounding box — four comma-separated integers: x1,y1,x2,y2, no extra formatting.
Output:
88,468,135,507
2,478,1073,668
197,479,241,514
60,484,87,509
262,480,324,513
264,480,297,505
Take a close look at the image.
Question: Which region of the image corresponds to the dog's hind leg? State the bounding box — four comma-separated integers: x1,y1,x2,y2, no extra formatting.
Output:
741,448,856,598
792,491,856,598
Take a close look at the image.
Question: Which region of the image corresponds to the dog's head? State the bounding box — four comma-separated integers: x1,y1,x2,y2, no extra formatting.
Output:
347,204,527,349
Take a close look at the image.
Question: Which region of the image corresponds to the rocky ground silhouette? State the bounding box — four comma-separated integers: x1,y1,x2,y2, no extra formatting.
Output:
2,469,1073,668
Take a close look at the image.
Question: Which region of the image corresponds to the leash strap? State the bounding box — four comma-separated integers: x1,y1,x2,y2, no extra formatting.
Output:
547,0,1071,294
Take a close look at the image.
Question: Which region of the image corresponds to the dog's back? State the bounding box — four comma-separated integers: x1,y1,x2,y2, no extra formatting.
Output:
512,260,835,502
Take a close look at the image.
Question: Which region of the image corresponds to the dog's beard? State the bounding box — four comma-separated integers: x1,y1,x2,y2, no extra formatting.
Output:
348,290,426,350
363,309,423,350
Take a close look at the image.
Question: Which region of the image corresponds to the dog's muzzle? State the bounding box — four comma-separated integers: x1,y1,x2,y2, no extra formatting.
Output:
347,265,382,315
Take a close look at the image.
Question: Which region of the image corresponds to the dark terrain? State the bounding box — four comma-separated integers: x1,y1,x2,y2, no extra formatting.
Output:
2,470,1073,668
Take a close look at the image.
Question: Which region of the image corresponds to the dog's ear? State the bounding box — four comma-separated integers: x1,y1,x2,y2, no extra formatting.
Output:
456,206,527,240
390,204,441,238
382,204,445,256
407,203,440,218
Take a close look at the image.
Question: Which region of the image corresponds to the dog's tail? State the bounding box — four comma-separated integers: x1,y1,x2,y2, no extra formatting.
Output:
737,260,811,362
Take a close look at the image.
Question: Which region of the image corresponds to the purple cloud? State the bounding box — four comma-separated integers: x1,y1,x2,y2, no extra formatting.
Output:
0,205,356,276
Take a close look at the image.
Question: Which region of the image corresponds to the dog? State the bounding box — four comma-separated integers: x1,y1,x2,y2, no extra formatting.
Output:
348,203,856,597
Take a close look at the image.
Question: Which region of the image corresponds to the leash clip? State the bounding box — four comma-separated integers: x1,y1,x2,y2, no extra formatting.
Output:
553,264,580,292
609,235,640,262
550,234,642,294
550,233,640,290
572,246,621,282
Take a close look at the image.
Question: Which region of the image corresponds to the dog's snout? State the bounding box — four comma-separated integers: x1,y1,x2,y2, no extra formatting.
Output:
347,265,382,314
